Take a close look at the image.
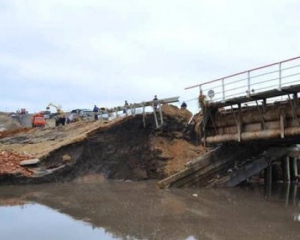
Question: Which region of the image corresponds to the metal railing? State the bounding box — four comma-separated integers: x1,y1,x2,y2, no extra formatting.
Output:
185,56,300,103
99,96,180,119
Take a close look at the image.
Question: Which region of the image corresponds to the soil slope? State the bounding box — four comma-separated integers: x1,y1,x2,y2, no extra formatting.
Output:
0,105,207,184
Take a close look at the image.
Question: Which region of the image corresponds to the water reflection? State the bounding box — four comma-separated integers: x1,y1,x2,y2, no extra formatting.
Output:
264,182,300,223
0,204,115,240
0,177,300,240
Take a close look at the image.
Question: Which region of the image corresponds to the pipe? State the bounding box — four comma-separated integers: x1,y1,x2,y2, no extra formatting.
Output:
205,127,300,143
208,106,300,128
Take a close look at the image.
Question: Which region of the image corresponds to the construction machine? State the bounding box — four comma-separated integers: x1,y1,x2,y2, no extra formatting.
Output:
46,103,66,126
31,113,46,127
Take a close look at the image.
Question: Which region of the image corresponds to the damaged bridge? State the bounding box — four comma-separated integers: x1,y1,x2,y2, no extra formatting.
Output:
159,56,300,188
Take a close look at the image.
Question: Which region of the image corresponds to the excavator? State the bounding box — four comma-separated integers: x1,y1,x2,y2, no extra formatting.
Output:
46,103,66,126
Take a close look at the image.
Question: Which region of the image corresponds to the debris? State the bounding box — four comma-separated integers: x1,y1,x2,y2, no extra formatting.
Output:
62,154,72,162
20,158,40,166
0,150,34,176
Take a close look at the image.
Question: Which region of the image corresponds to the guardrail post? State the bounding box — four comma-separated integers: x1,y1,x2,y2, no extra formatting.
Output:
278,62,282,90
199,86,202,107
222,78,225,101
247,71,251,95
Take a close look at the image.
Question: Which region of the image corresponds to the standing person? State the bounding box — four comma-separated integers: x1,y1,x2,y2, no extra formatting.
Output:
67,113,74,124
123,100,129,116
153,95,158,110
93,105,99,120
181,101,187,109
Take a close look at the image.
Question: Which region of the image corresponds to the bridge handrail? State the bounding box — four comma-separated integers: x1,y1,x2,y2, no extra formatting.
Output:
104,96,180,113
185,56,300,103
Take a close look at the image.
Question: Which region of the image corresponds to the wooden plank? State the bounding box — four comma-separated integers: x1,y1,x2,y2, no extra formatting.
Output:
157,147,221,188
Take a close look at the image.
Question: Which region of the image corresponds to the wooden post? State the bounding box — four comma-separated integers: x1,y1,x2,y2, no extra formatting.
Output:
158,103,163,127
142,104,146,128
153,105,159,128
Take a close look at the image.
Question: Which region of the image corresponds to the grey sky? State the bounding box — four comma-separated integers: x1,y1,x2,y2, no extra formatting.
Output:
1,0,299,113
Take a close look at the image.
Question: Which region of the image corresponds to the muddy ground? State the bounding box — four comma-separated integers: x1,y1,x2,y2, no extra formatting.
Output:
0,106,208,184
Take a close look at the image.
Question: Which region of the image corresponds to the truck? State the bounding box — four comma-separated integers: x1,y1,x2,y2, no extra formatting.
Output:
31,113,46,127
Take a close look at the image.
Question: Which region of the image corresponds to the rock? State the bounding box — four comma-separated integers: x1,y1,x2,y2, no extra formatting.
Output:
173,131,183,139
62,154,72,162
133,168,148,180
20,158,40,166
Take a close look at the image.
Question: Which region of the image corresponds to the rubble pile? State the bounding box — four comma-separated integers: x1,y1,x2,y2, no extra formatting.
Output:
0,150,35,177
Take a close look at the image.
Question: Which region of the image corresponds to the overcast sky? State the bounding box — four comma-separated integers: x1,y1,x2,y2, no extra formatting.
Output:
1,0,299,113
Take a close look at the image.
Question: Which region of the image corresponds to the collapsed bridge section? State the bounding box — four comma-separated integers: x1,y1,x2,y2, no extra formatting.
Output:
159,56,300,188
201,84,300,144
186,56,300,144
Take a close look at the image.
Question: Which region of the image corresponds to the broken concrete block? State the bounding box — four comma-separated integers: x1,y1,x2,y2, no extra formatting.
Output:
20,158,40,166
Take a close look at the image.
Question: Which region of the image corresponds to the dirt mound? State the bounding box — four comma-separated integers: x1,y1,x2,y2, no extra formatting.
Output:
0,108,207,184
161,104,192,122
150,136,208,176
0,113,22,132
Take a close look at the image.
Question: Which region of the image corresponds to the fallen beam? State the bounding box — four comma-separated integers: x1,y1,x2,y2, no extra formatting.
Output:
157,145,264,188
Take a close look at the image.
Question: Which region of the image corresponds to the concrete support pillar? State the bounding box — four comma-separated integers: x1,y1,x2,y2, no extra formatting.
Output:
266,165,272,185
280,115,285,138
284,183,290,207
283,156,291,183
292,157,298,182
264,165,272,197
292,184,298,206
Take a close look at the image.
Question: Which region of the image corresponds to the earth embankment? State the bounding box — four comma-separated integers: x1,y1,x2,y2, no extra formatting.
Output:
0,105,207,184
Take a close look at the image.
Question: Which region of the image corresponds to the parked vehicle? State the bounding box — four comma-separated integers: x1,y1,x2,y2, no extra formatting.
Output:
31,113,46,127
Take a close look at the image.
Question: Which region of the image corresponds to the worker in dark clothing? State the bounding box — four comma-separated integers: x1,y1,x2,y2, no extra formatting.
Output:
181,101,187,109
153,95,158,110
123,100,129,115
93,105,99,120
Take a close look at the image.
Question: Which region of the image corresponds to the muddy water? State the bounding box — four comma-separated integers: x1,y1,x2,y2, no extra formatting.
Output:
0,177,299,240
